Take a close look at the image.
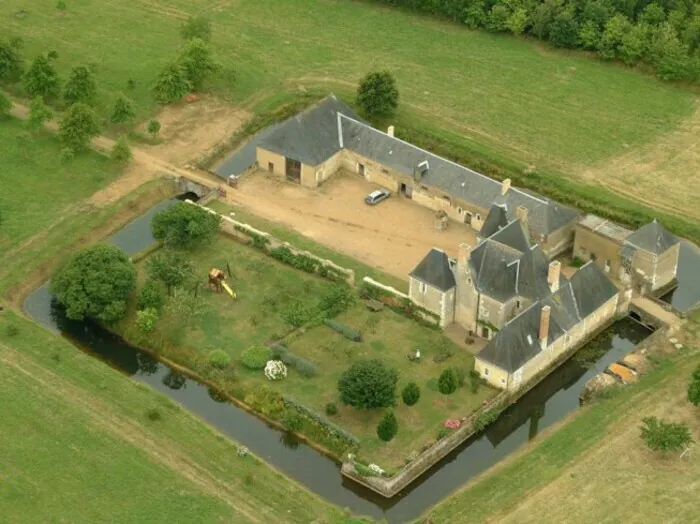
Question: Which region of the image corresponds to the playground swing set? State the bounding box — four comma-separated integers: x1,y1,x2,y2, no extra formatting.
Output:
208,266,236,300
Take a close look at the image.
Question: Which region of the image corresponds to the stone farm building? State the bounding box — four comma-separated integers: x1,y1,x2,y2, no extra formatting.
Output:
256,95,580,257
254,95,680,391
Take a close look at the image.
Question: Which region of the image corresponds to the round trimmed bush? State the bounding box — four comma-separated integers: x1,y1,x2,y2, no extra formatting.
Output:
241,345,273,370
402,381,421,406
208,349,231,370
325,402,338,416
438,368,459,395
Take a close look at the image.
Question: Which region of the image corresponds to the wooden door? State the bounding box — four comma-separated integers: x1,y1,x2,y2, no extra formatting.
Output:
285,157,301,183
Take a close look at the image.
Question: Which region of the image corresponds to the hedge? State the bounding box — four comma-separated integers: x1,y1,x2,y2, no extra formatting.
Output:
360,282,441,329
324,319,362,342
282,396,360,448
269,344,319,377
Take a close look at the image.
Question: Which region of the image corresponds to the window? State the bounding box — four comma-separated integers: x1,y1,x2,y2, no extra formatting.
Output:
467,277,472,285
516,299,521,308
500,378,506,385
484,368,490,376
419,282,427,294
268,162,274,172
476,214,481,221
442,195,451,203
457,207,463,214
605,259,611,273
381,168,389,174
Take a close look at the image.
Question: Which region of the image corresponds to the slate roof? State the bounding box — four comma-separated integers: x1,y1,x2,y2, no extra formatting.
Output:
480,204,509,238
409,248,456,292
489,219,532,253
624,219,679,255
477,261,619,372
259,95,362,166
339,114,579,235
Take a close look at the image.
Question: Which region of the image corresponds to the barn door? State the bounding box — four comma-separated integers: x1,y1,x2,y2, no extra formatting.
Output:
285,157,301,183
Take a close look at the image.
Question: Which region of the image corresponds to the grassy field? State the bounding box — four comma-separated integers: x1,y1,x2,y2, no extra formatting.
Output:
0,117,120,256
0,311,345,523
2,0,698,218
119,232,493,468
424,315,700,523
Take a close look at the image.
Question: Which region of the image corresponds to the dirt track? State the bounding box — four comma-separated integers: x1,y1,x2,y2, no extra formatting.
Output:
226,172,477,280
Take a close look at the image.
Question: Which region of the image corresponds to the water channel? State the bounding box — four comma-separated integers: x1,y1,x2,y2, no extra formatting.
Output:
23,199,655,522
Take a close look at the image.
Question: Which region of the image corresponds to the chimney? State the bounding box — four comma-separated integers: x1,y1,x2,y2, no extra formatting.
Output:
458,243,471,269
548,261,561,292
387,125,395,137
539,305,551,348
516,206,528,224
501,178,511,195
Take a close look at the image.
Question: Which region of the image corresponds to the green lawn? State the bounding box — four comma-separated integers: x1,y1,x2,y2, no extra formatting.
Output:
0,117,120,255
2,0,693,171
121,233,494,469
0,311,344,523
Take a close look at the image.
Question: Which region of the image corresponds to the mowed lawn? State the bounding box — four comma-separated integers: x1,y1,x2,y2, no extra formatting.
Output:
123,233,493,468
0,312,344,523
1,0,694,171
425,315,700,523
0,118,119,255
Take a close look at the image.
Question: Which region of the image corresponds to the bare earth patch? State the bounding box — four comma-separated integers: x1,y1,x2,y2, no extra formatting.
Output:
225,171,478,281
580,101,700,221
141,96,250,167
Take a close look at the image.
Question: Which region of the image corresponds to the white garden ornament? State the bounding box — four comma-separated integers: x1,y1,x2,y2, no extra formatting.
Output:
368,463,384,476
264,360,287,380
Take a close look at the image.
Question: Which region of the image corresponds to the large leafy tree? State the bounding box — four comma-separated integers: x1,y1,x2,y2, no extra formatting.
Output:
151,202,221,250
23,55,60,99
178,38,219,90
64,66,97,105
146,250,194,295
0,39,24,83
27,96,52,132
51,244,136,324
639,416,693,453
356,71,399,117
151,61,191,104
338,359,398,410
59,102,100,152
110,93,136,124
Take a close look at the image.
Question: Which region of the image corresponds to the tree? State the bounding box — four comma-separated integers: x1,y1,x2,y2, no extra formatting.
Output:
151,202,221,249
688,364,700,406
178,38,219,90
598,14,632,60
356,71,399,117
147,119,161,139
23,55,60,99
579,20,602,50
438,368,459,395
64,66,97,105
151,61,191,104
180,15,212,42
338,359,398,410
110,135,132,163
0,39,24,83
59,102,100,152
110,93,136,124
549,9,580,48
136,308,159,333
650,23,690,80
137,279,164,311
402,381,421,406
146,250,194,295
487,5,511,33
640,416,693,453
27,96,52,132
0,92,11,118
51,244,136,324
377,410,398,442
619,23,650,65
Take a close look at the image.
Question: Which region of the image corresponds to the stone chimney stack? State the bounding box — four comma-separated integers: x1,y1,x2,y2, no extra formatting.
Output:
548,261,561,292
458,243,471,271
516,205,528,224
387,125,395,137
539,305,551,349
501,178,511,195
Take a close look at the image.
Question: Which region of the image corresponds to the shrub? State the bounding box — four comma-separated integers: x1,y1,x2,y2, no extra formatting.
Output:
269,246,318,273
688,364,700,407
640,416,694,453
282,396,359,447
241,345,272,370
318,284,356,318
208,349,231,370
474,409,500,432
136,308,159,333
325,403,338,416
438,368,459,395
377,411,398,442
138,279,164,311
283,413,303,432
402,381,421,406
110,135,132,163
357,70,399,117
152,202,220,250
145,407,162,421
338,359,398,410
4,324,19,338
469,369,481,393
281,300,315,328
264,360,287,380
270,344,318,377
324,318,362,342
436,427,451,440
244,386,285,417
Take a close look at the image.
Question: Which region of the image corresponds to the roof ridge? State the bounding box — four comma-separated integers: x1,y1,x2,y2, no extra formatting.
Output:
338,114,548,205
